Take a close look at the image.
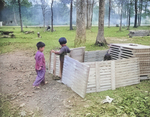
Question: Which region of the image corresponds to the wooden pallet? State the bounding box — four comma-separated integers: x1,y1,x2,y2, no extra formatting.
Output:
109,44,150,76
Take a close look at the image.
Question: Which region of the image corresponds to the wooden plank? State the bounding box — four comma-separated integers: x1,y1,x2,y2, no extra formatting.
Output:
96,62,100,92
49,51,52,73
62,56,90,98
70,47,85,62
111,61,116,90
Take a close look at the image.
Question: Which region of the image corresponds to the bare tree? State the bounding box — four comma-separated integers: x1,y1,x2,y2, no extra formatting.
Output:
95,0,107,46
86,0,95,29
127,0,132,30
13,5,18,26
134,0,138,27
119,2,123,31
138,0,143,26
70,0,73,30
75,0,86,46
115,0,127,31
108,0,111,27
18,0,23,32
51,0,54,32
39,0,48,27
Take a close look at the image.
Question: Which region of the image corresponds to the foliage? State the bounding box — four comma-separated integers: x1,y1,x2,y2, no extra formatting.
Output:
0,94,20,117
68,80,150,116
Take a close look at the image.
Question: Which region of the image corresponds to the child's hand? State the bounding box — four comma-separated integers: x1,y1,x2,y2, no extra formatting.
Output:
38,67,42,70
51,50,55,53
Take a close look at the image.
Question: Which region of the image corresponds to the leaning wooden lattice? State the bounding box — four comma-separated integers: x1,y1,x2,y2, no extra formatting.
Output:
62,56,90,98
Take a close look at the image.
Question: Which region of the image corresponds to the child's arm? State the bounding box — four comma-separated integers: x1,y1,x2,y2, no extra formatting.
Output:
37,54,44,70
51,50,62,55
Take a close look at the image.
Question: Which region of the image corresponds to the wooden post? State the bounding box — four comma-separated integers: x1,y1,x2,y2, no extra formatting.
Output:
96,62,100,92
111,61,116,90
49,51,52,73
53,54,56,76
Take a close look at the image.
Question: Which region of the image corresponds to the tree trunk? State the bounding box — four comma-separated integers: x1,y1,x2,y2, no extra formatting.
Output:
127,0,131,30
139,0,143,26
40,0,46,27
75,0,86,47
95,0,107,46
134,0,138,28
86,0,94,29
145,0,147,14
18,0,23,32
43,12,45,27
70,0,73,30
108,0,111,28
13,5,18,26
119,3,123,31
51,0,54,32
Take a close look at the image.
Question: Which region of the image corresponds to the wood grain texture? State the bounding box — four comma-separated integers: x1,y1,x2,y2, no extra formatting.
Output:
62,56,90,98
85,58,140,94
109,43,150,76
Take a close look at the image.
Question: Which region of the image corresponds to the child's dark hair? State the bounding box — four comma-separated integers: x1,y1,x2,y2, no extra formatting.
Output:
59,37,67,45
36,42,45,50
104,51,112,61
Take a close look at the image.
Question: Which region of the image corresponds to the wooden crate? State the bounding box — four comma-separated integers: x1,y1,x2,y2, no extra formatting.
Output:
109,43,150,76
62,56,140,98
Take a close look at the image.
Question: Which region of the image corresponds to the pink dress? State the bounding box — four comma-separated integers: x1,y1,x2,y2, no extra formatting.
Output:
33,51,46,86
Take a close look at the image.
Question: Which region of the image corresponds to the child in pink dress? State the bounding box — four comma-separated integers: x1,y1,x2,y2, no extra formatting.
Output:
33,42,47,88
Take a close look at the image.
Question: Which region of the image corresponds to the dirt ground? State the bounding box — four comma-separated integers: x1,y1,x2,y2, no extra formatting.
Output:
0,50,83,117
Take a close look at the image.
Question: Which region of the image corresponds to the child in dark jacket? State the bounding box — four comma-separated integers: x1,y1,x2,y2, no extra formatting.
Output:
51,37,70,79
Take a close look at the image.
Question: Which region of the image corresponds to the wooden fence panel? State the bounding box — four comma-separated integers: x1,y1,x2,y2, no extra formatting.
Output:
85,58,140,94
69,47,85,62
109,43,150,76
84,50,108,62
49,47,85,77
115,58,140,88
84,62,96,93
62,56,90,98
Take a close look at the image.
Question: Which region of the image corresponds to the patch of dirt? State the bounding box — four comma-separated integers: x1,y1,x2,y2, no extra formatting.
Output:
106,37,131,44
0,51,83,117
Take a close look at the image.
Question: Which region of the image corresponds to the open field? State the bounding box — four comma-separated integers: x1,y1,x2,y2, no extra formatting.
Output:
0,26,150,117
0,26,150,60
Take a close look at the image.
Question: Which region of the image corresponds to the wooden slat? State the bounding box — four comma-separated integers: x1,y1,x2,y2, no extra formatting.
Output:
111,61,116,90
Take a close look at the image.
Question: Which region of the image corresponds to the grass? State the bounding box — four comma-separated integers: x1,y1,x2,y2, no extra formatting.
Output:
0,26,150,61
0,26,150,117
69,80,150,117
0,94,20,117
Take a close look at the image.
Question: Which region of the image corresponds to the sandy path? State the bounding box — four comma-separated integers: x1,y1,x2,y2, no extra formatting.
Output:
0,51,82,117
